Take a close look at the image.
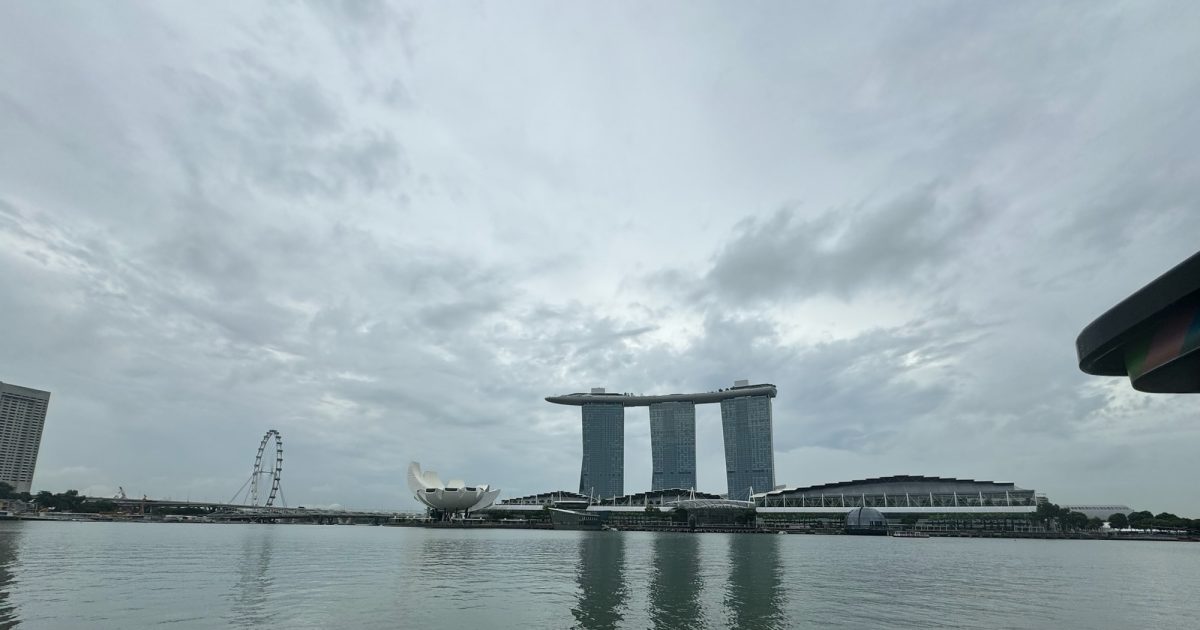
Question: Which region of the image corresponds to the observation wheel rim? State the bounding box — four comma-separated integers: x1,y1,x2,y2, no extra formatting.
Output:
250,429,284,507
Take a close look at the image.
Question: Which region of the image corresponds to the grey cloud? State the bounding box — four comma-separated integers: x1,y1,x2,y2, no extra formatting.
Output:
701,184,987,303
303,0,415,59
5,2,1200,513
160,64,405,200
416,295,506,332
627,311,961,454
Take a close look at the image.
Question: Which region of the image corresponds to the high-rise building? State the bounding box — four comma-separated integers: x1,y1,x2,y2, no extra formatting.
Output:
579,402,624,499
720,392,775,501
547,381,777,501
0,381,51,494
649,401,696,491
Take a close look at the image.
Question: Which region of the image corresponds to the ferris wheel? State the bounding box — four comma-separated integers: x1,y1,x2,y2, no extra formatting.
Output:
229,429,285,507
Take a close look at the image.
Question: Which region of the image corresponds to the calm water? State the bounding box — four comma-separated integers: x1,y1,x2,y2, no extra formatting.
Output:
1,522,1198,628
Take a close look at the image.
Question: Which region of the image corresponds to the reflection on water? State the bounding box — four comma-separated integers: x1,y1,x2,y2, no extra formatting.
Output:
227,528,275,627
726,534,785,629
570,532,786,630
572,533,626,630
0,524,21,629
649,534,702,629
2,525,1197,628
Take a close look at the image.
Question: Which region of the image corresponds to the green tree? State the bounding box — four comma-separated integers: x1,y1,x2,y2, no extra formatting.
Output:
1128,510,1154,527
1108,513,1129,529
61,490,84,511
1060,511,1089,531
31,490,103,512
1036,501,1064,522
0,482,14,499
1086,517,1103,530
77,499,117,514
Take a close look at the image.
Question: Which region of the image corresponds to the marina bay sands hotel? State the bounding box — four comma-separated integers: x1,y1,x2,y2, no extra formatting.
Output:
546,380,776,501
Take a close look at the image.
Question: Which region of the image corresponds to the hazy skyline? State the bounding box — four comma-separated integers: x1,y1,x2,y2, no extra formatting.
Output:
3,2,1200,512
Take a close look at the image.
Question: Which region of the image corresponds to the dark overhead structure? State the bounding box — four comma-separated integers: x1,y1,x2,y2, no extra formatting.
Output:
1077,250,1200,393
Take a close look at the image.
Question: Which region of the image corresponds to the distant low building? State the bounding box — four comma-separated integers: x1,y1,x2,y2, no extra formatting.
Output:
596,488,722,507
754,475,1037,512
0,497,31,514
1060,505,1133,520
499,490,591,506
752,476,1041,532
482,488,754,527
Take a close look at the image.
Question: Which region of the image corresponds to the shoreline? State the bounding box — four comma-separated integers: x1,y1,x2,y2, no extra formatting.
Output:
4,516,1194,542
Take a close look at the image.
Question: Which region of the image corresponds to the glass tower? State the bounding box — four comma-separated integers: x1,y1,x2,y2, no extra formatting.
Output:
579,403,624,499
649,401,696,491
720,394,775,501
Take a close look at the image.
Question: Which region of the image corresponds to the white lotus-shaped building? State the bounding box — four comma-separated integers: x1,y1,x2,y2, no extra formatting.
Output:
406,462,500,513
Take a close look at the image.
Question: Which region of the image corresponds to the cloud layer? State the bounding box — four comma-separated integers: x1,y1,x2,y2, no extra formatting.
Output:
3,2,1200,513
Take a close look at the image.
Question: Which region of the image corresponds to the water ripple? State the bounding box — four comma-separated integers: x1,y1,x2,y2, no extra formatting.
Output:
1,523,1199,628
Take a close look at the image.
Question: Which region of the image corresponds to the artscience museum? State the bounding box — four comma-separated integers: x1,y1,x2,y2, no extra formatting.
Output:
406,461,499,515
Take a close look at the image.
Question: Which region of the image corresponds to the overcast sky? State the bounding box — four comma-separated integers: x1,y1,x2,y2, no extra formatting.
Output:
3,2,1200,513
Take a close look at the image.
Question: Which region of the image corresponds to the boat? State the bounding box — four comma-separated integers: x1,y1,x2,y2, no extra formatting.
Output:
891,531,930,538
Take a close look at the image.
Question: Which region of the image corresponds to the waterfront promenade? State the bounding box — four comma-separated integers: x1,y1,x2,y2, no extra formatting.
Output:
387,519,1194,541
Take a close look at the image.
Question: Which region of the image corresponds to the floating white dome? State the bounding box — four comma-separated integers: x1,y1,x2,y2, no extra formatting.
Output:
406,462,499,513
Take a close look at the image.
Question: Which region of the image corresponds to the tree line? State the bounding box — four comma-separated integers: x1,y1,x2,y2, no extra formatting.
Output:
1108,510,1198,532
1036,501,1200,533
0,484,116,513
1035,502,1103,530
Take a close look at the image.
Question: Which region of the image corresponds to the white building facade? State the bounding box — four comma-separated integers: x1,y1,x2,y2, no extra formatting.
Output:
1,381,51,494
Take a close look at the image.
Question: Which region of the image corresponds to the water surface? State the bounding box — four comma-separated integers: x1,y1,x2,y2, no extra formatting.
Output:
1,522,1197,628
